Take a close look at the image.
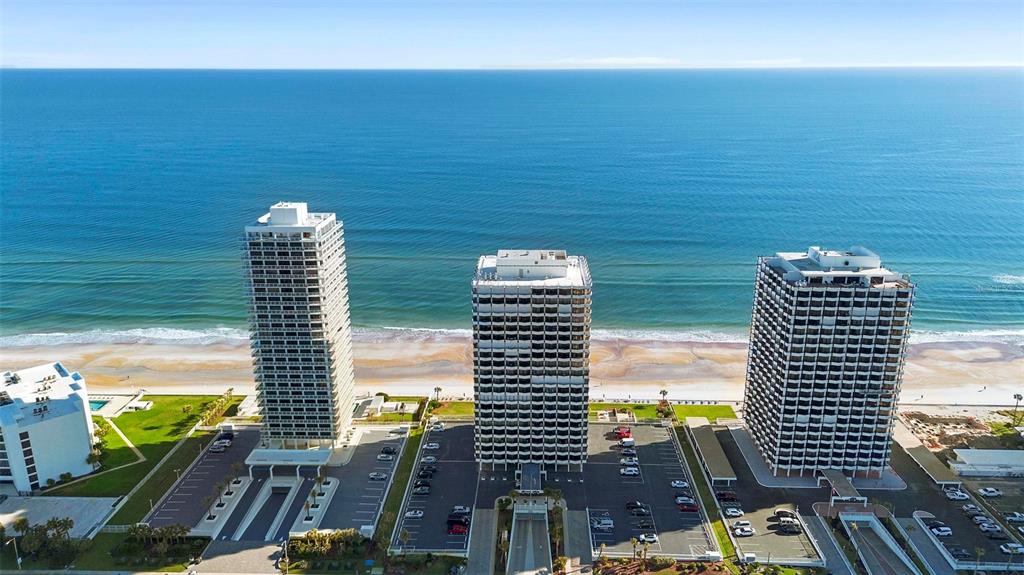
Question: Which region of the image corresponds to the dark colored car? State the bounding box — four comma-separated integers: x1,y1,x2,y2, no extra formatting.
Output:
218,431,235,440
420,465,438,473
625,501,646,510
988,531,1010,540
381,446,397,455
637,519,655,529
926,520,946,529
417,470,433,479
716,491,738,502
630,507,652,516
447,514,470,525
414,480,431,488
675,490,694,499
947,548,972,560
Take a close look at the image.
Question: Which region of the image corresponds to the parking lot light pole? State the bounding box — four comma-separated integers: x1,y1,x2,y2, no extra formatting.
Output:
5,536,22,569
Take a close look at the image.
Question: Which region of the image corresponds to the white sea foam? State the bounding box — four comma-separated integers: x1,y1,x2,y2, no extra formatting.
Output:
993,274,1024,285
1,325,1021,348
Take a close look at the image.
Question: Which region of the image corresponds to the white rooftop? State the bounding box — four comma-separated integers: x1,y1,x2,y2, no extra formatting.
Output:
952,449,1024,467
246,201,334,232
0,362,87,422
771,246,909,287
475,249,591,286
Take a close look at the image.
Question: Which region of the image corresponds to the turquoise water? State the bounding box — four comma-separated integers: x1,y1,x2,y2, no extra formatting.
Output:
89,400,108,411
1,69,1022,345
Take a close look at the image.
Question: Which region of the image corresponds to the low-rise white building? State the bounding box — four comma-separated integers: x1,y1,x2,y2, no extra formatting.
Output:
0,363,95,493
950,449,1024,477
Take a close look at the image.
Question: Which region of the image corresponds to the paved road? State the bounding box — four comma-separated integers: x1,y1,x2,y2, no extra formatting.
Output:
848,520,915,575
321,429,402,533
273,478,314,540
218,473,268,540
465,508,497,574
508,514,552,575
897,517,954,575
804,515,855,575
241,489,289,540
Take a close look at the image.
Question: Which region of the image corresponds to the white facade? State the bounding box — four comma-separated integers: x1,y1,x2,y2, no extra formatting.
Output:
0,363,95,493
243,202,356,449
950,449,1024,477
472,249,592,471
742,246,915,478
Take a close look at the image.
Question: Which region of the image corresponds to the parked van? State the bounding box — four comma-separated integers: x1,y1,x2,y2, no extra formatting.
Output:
619,437,636,448
590,517,614,531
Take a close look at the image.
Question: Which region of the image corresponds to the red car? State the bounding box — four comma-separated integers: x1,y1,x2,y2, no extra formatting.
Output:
614,426,632,439
678,503,699,513
448,523,468,535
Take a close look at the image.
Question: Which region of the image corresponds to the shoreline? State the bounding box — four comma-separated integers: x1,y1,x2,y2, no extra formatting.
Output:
2,332,1021,407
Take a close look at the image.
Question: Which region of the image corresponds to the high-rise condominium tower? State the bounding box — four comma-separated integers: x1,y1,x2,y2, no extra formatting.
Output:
743,246,915,478
243,202,356,449
472,250,592,471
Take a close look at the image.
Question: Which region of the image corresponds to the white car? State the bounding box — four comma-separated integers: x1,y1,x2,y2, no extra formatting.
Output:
432,423,445,432
945,490,969,501
1001,543,1024,555
973,515,995,524
376,454,394,462
979,523,1003,533
732,520,752,529
213,439,232,447
452,506,472,514
978,487,1003,497
1018,526,1024,536
368,472,388,481
670,480,689,489
619,457,639,466
420,456,438,464
675,496,695,505
724,508,744,518
1005,512,1024,523
930,526,953,537
423,442,440,450
733,526,755,537
637,533,658,544
404,510,424,519
620,467,640,476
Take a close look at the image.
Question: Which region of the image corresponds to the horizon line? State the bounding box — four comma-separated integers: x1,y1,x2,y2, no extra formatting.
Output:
3,64,1023,72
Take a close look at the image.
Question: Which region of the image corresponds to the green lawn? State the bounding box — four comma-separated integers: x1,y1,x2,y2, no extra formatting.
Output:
588,402,667,419
0,532,197,572
674,427,739,572
376,426,424,549
672,404,737,422
50,395,236,497
94,417,138,469
108,431,214,524
430,401,474,417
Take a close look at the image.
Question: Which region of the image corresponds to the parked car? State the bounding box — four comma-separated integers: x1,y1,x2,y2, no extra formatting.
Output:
675,496,696,505
930,526,953,537
716,491,738,501
619,457,639,466
447,523,467,535
678,503,699,513
218,431,235,440
637,533,658,544
414,480,431,488
420,465,438,473
420,456,438,464
944,490,969,501
732,520,752,529
614,425,632,439
926,520,947,529
625,501,647,510
404,510,424,519
980,523,1003,533
973,515,995,524
724,508,744,518
590,517,614,531
620,467,640,476
779,523,803,534
636,519,655,529
417,470,433,479
1000,543,1024,555
377,454,395,462
965,510,986,519
774,509,798,520
1018,526,1024,536
208,445,226,453
988,531,1010,541
978,487,1003,497
413,486,431,495
629,507,652,517
368,472,388,481
674,491,694,500
670,480,690,489
452,506,472,514
423,442,440,450
621,448,638,457
1004,512,1024,523
947,547,972,560
447,514,470,525
380,446,397,455
962,504,981,513
432,422,446,431
733,526,755,537
213,439,232,448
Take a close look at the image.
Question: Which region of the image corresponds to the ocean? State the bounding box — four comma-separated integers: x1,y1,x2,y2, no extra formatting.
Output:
1,69,1022,347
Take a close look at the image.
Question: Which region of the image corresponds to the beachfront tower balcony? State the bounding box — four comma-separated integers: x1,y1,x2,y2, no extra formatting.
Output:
472,249,592,472
242,202,356,450
741,246,916,479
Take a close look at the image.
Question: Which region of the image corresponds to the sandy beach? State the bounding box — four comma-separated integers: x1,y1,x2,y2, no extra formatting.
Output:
1,332,1021,406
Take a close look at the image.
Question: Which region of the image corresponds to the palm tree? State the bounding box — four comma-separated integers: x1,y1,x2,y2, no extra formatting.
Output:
303,500,312,521
86,451,101,470
660,389,668,402
630,537,639,561
434,386,442,401
315,473,326,497
399,528,411,549
12,517,29,536
1013,393,1023,425
642,541,651,563
598,542,606,559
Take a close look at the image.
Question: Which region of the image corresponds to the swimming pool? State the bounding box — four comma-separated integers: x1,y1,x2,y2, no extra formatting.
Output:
89,400,109,411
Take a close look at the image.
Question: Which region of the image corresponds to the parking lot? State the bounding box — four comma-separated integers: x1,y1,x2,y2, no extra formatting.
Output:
148,428,261,529
320,428,405,533
584,422,715,559
714,430,821,564
393,423,479,553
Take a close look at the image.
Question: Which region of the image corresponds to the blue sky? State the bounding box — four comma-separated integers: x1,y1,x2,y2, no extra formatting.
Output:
3,0,1022,69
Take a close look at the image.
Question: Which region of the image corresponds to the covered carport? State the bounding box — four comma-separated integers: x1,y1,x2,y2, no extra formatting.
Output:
892,420,962,488
244,448,331,478
685,417,737,486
